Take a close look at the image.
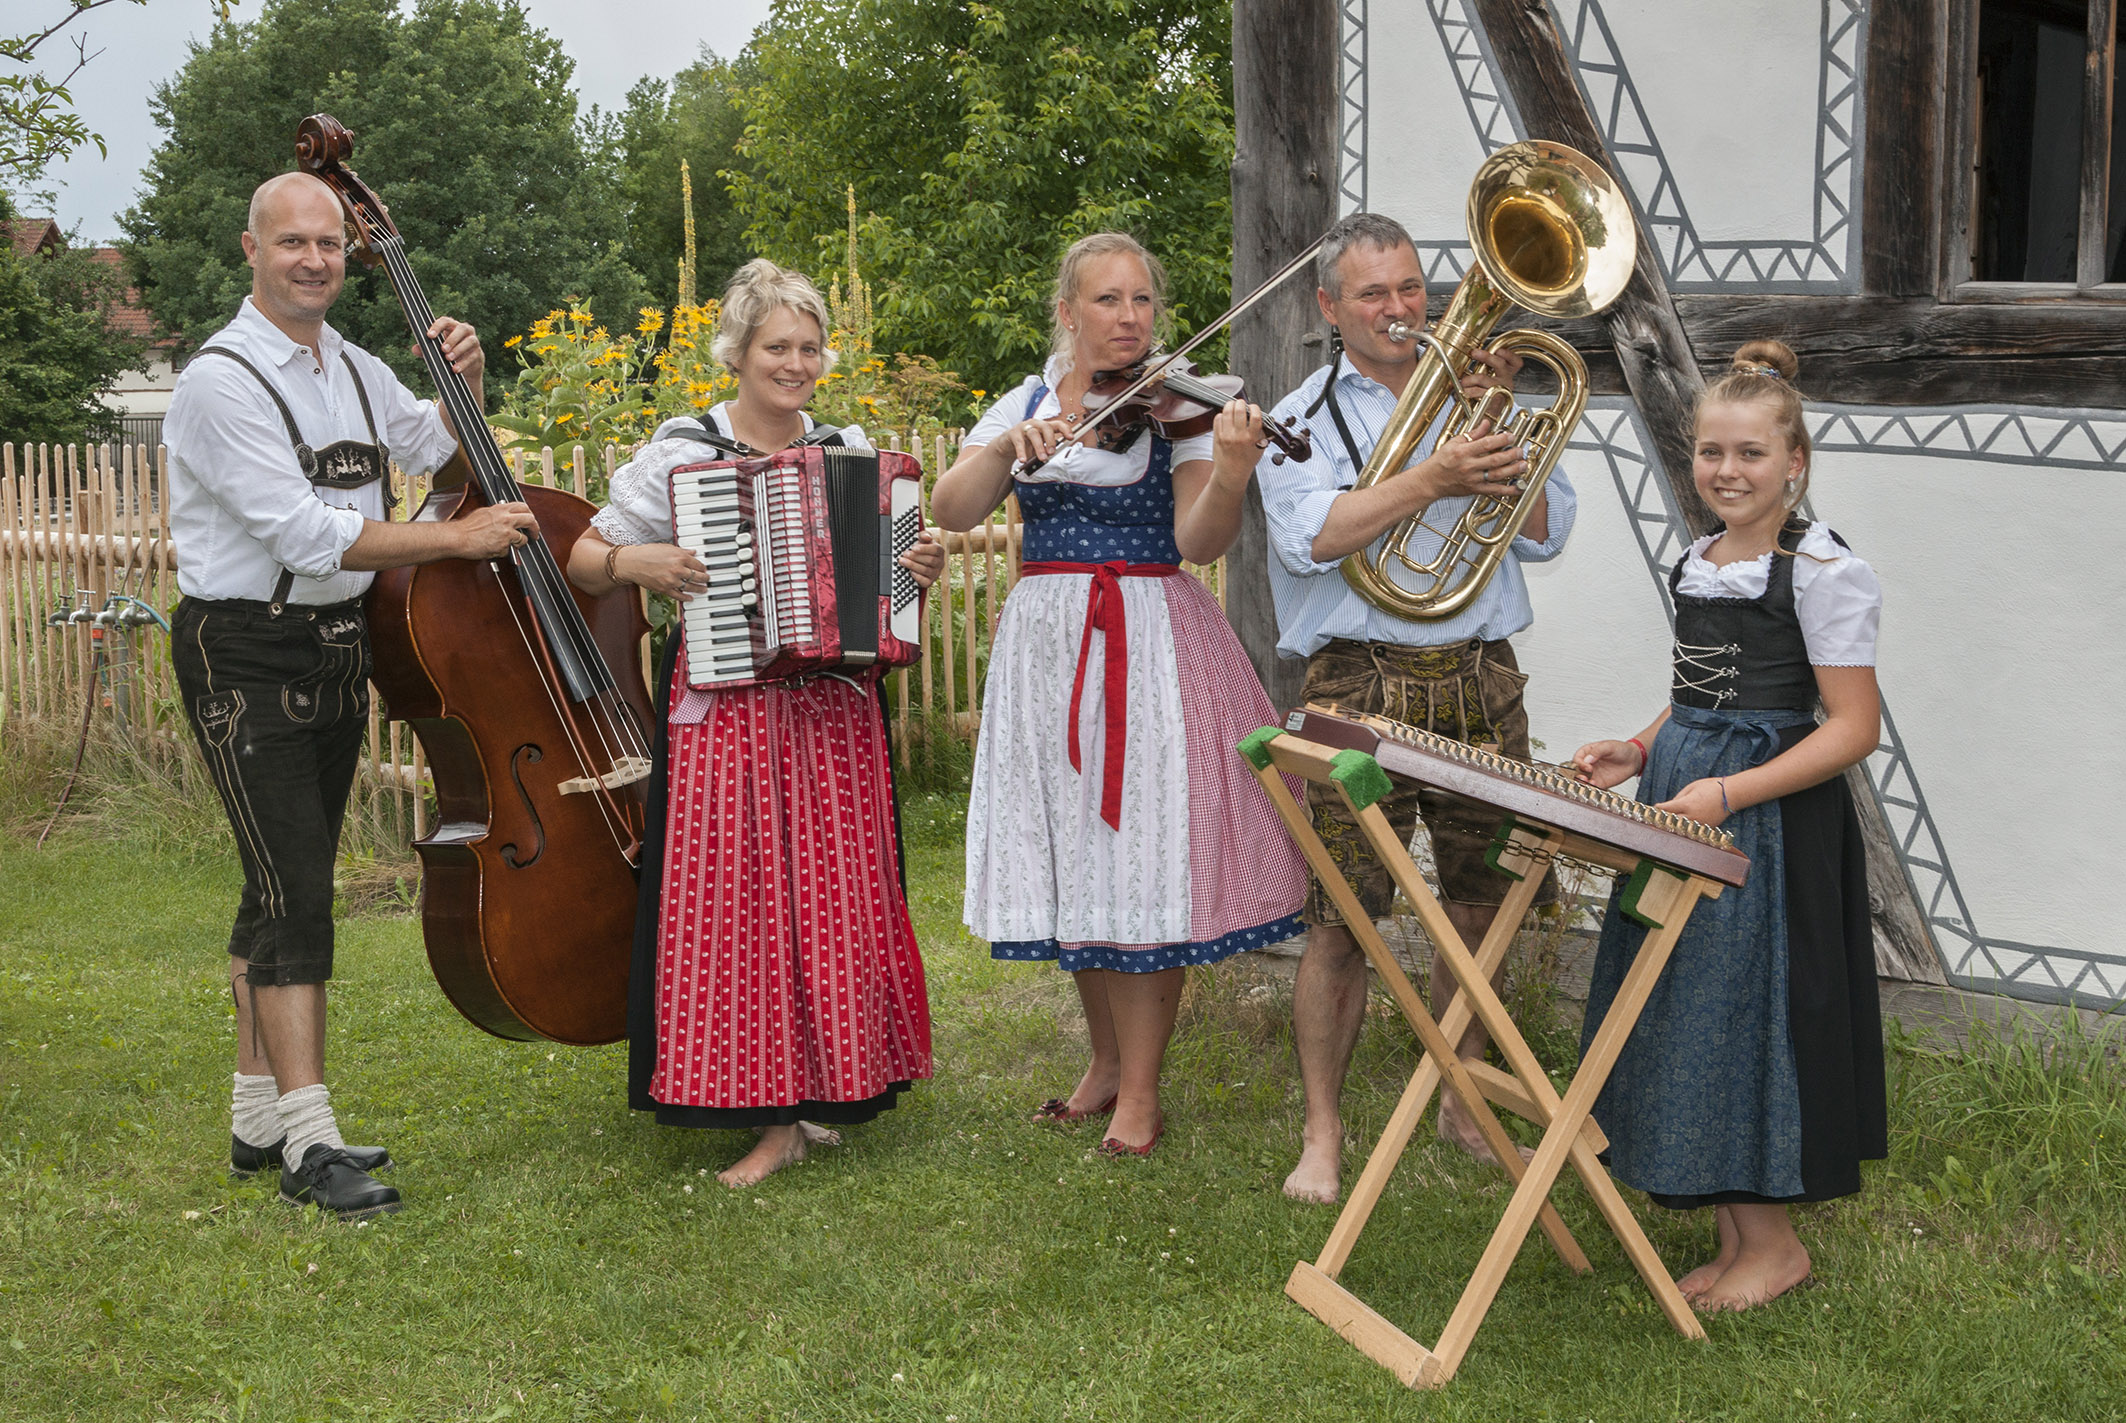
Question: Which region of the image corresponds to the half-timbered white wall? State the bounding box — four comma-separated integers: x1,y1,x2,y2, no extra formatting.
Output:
1339,0,2126,1008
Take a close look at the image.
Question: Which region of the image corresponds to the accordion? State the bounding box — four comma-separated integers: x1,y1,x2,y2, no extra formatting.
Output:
669,446,925,690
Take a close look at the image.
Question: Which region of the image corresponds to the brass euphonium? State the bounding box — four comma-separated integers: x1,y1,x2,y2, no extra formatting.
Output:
1341,140,1638,620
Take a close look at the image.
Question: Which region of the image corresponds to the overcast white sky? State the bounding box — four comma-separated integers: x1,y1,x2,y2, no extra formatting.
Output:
24,0,775,243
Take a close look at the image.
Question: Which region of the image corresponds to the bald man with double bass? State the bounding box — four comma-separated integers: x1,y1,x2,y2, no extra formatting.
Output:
164,172,536,1219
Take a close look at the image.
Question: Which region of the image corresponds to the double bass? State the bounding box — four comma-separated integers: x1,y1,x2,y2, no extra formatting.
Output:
297,114,653,1045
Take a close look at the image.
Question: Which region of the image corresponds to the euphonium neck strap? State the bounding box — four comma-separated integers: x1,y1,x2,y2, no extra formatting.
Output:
1305,348,1371,477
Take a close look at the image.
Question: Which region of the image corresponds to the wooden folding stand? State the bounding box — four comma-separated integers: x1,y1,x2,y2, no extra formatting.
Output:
1238,726,1717,1388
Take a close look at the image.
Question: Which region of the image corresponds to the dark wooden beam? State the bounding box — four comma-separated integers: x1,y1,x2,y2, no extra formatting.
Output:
1466,0,1717,536
1468,0,1943,983
1862,0,1945,296
1229,0,1337,712
1530,294,2126,408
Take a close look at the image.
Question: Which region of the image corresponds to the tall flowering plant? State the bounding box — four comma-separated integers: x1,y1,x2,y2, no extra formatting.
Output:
493,195,963,453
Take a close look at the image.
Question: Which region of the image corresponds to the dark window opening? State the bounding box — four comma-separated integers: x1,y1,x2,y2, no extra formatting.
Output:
1973,1,2094,281
2112,10,2126,281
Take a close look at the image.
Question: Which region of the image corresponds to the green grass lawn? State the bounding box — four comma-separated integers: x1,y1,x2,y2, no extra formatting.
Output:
1,791,2121,1421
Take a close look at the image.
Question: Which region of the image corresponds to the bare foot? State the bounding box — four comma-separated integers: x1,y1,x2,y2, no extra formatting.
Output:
1436,1093,1534,1167
716,1123,808,1188
1694,1241,1811,1312
1678,1208,1739,1301
795,1121,841,1147
1283,1133,1342,1205
1063,1065,1121,1117
1674,1258,1731,1301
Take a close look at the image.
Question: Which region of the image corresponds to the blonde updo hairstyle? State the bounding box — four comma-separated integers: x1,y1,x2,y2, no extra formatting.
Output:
1696,338,1812,512
1049,232,1169,370
711,258,838,374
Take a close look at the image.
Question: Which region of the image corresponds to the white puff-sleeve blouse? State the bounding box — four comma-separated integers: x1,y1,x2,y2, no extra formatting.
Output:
590,405,875,547
1672,520,1882,667
964,360,1215,487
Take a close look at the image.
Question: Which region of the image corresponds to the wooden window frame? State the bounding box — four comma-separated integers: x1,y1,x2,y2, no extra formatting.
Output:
1941,0,2123,301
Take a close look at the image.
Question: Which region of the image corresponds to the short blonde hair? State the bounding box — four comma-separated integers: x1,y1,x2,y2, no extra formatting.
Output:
1050,232,1167,367
1696,338,1812,511
711,258,838,373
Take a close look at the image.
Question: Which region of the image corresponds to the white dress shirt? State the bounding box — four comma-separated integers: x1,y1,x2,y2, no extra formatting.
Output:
164,298,459,604
1674,522,1882,666
1256,358,1575,659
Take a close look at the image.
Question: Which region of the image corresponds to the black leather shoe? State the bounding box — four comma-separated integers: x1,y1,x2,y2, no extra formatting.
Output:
231,1134,392,1178
279,1144,403,1219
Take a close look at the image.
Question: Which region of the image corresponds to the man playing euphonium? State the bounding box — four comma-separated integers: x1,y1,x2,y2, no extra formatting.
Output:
1254,213,1574,1204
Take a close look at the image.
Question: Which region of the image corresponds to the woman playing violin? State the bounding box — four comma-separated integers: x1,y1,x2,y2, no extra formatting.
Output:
932,232,1308,1157
569,259,945,1187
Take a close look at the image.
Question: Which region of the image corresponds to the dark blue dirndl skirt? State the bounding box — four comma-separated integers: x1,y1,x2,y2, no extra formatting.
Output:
1580,703,1887,1209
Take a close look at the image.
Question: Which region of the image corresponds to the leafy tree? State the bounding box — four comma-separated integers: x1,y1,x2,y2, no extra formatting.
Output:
0,233,150,446
121,0,645,397
730,0,1233,394
1,0,147,183
616,55,755,309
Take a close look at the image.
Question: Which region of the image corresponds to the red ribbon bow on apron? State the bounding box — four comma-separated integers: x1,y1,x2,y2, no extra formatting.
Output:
1019,560,1179,830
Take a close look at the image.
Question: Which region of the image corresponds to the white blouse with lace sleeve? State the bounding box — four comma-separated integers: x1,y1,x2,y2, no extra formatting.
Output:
588,405,874,547
1672,520,1883,667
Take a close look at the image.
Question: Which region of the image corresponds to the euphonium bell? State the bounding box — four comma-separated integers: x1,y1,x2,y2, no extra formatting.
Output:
1340,140,1637,621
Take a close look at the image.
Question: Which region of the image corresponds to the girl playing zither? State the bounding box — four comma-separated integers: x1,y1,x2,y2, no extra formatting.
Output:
1571,340,1888,1311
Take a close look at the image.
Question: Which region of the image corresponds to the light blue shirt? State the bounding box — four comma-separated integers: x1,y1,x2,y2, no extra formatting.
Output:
1256,359,1575,659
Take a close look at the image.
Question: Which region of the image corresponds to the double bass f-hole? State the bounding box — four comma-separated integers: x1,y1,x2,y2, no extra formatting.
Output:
500,743,546,869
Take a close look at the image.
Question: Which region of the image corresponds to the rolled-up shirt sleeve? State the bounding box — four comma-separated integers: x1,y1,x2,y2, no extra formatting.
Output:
169,364,365,579
1258,443,1348,578
1510,465,1575,562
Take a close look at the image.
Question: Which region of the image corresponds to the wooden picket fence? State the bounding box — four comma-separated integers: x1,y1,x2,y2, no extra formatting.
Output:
0,436,1224,847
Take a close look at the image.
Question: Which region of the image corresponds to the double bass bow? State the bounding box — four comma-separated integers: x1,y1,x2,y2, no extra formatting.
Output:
297,113,653,1046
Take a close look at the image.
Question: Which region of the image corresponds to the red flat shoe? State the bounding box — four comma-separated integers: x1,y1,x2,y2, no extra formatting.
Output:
1097,1121,1165,1158
1032,1093,1118,1125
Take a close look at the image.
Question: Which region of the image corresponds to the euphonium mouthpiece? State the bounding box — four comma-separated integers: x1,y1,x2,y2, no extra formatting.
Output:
1385,321,1418,343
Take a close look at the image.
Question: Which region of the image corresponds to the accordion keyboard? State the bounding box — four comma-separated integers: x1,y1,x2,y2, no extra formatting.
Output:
672,465,762,685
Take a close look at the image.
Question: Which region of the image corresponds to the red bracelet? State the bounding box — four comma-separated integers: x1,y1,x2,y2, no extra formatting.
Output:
1626,737,1648,771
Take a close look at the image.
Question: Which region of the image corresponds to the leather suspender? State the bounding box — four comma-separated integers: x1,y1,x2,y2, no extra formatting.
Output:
1304,348,1371,478
192,345,396,610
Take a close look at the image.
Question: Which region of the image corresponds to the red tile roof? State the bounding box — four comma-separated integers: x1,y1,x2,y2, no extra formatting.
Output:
4,217,62,259
88,247,170,344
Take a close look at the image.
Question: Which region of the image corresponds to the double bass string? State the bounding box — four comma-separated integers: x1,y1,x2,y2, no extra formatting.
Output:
371,236,653,812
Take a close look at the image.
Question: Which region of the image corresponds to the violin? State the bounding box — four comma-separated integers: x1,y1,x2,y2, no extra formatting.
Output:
1015,233,1339,477
1088,358,1311,461
1020,356,1313,475
297,113,653,1046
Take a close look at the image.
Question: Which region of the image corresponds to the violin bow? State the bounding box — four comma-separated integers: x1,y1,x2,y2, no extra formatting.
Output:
1049,231,1330,454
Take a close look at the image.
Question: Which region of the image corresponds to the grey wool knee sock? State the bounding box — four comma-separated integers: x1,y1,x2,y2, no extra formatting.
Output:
232,1072,281,1147
276,1083,346,1167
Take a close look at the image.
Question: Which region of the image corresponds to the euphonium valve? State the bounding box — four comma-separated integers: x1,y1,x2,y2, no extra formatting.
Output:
1340,140,1637,621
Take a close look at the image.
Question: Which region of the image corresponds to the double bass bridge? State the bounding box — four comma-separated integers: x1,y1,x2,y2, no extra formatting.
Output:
557,756,652,796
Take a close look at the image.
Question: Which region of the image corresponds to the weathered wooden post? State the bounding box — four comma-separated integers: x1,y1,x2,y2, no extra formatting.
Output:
1229,0,1338,712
